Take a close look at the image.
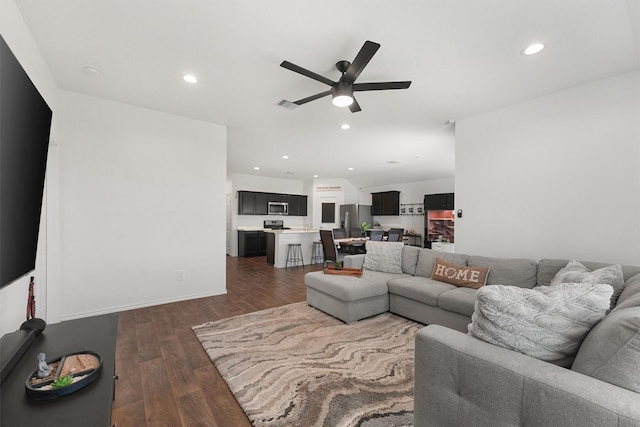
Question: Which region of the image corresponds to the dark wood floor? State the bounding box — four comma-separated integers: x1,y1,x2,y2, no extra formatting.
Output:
111,256,322,426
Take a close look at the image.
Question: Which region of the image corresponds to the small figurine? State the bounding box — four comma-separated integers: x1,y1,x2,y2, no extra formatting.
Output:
36,352,52,378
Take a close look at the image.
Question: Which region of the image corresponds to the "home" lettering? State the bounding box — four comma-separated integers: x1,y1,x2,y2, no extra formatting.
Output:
434,264,480,282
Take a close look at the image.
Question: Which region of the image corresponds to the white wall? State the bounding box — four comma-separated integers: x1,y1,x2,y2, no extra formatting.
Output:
311,178,360,230
55,91,227,320
0,0,59,335
367,178,455,237
456,71,640,265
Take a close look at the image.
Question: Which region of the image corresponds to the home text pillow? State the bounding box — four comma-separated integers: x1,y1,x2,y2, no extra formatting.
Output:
468,282,613,367
550,260,624,307
431,257,489,289
571,306,640,393
362,241,404,274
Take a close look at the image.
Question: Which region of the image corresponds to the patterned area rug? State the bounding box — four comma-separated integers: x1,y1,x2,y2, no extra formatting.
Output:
192,302,422,427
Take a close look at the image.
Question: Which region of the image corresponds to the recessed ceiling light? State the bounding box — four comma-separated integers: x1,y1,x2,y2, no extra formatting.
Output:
340,124,350,130
83,66,101,75
521,43,544,56
183,74,198,84
348,167,354,171
253,166,260,170
313,174,319,178
282,155,289,159
445,119,455,126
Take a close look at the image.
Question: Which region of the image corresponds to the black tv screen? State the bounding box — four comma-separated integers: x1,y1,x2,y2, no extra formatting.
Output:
0,34,52,289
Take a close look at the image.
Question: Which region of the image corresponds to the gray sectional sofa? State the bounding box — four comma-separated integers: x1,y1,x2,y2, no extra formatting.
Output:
305,245,539,331
304,246,640,426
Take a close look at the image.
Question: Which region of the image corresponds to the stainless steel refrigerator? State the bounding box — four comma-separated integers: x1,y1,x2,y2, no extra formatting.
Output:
340,204,373,237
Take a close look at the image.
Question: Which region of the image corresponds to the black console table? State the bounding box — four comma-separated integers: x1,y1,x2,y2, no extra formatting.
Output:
0,313,118,427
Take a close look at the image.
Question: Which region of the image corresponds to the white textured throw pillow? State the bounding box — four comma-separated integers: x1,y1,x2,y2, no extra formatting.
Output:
550,260,624,307
362,241,404,274
468,283,613,367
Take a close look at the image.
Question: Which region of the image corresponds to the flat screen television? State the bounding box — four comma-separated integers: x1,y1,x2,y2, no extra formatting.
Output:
0,34,52,289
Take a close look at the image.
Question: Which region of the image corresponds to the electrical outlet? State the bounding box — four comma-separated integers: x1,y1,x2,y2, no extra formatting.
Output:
177,270,184,281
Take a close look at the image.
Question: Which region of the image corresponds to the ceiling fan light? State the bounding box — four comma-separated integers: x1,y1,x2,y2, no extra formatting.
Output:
332,94,353,107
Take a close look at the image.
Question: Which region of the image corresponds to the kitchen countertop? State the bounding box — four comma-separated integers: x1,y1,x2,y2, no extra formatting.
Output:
237,226,318,234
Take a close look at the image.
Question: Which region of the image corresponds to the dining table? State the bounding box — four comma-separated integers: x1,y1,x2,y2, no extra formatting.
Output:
334,237,369,254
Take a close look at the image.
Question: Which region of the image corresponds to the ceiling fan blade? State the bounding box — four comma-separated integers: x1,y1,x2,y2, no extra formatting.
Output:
343,41,380,84
280,61,335,86
293,90,332,105
353,81,412,91
348,97,362,113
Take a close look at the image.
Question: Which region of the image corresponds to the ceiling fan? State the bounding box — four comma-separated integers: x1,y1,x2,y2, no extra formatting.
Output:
280,40,411,113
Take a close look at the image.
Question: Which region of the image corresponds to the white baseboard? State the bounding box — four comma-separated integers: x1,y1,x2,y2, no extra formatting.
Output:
57,289,228,323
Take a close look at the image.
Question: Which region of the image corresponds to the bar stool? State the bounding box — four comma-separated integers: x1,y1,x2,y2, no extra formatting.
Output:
311,241,324,264
285,243,304,268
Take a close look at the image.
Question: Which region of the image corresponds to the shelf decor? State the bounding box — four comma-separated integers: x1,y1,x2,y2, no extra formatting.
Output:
400,203,424,216
25,351,103,400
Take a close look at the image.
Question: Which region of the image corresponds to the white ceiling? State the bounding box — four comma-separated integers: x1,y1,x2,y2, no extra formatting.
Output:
15,0,640,188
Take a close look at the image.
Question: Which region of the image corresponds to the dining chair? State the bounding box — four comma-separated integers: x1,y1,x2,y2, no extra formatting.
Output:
350,228,363,238
320,229,344,267
332,228,346,239
387,228,403,242
369,230,384,241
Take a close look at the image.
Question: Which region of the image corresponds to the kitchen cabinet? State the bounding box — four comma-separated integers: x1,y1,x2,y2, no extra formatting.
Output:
286,194,299,216
424,193,454,210
238,191,308,216
238,230,267,257
238,191,256,215
371,191,400,216
255,192,269,215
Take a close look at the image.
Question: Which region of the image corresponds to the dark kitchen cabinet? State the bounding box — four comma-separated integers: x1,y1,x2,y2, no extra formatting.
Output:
424,193,454,210
286,194,299,216
238,230,267,257
238,191,256,215
297,195,308,216
371,191,400,216
255,192,269,215
238,191,308,216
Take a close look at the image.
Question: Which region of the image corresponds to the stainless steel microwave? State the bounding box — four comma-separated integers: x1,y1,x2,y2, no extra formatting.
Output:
268,201,288,215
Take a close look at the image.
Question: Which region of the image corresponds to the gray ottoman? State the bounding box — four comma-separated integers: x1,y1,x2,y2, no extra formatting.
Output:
305,270,400,323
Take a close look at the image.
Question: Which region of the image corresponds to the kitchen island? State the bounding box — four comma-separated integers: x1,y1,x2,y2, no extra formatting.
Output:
265,228,320,268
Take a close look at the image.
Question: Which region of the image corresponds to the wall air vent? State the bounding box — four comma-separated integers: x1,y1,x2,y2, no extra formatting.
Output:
276,99,298,110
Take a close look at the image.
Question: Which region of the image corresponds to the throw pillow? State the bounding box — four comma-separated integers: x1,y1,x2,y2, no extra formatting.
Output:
550,260,624,307
571,306,640,393
431,257,490,289
468,282,613,367
362,241,404,274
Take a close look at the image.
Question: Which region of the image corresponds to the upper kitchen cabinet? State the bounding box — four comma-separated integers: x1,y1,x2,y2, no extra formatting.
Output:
237,191,308,216
255,192,269,215
238,191,256,215
424,193,454,210
371,191,400,216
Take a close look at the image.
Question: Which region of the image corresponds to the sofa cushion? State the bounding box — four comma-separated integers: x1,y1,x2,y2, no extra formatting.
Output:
538,258,640,287
401,245,420,275
613,272,640,311
362,241,404,274
468,256,537,288
571,306,640,393
468,282,613,367
437,287,477,317
550,260,624,307
415,249,469,278
431,257,489,289
387,276,456,307
304,270,397,301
